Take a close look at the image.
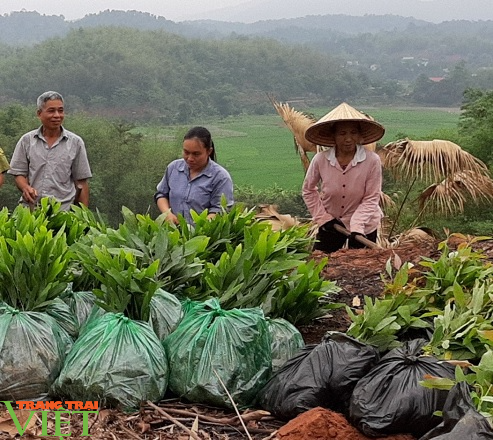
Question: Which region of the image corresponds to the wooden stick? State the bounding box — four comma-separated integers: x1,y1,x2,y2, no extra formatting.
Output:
148,406,270,426
333,223,382,249
211,367,253,440
120,425,144,440
147,401,201,440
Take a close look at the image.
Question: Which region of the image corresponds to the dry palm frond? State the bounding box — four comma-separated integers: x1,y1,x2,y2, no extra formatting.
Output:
381,139,489,183
417,170,493,215
268,95,318,172
268,95,318,155
380,191,396,212
383,227,437,248
255,204,299,231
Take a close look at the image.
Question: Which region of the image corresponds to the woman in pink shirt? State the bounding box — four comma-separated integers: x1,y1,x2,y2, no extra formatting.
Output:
302,102,385,253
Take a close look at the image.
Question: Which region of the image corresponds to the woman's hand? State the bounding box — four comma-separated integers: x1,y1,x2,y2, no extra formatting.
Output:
163,210,179,225
348,231,366,247
156,197,178,224
320,218,345,232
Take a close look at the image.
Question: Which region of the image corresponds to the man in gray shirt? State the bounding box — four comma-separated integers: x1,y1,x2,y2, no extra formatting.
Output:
8,91,92,211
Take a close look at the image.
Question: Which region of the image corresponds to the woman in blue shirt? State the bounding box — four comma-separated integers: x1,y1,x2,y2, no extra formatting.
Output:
154,126,234,224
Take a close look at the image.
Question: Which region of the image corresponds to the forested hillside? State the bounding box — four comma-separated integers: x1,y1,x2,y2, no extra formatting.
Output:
0,27,365,121
2,10,493,76
0,10,493,117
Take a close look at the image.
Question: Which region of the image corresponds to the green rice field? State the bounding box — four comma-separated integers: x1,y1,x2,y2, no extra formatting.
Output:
139,106,461,191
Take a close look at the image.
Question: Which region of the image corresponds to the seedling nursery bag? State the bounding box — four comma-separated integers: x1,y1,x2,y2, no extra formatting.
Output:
163,298,272,409
61,287,100,329
0,304,72,401
349,338,456,438
44,297,80,339
52,312,168,411
419,381,493,440
148,288,183,341
267,317,305,373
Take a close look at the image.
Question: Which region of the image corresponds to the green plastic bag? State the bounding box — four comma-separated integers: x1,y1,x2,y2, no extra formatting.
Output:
180,298,201,317
44,297,80,339
163,298,272,409
61,288,101,328
267,318,305,373
52,312,168,411
0,304,73,401
148,288,183,341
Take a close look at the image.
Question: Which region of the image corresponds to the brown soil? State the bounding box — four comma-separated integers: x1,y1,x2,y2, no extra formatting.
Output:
298,240,441,344
277,407,415,440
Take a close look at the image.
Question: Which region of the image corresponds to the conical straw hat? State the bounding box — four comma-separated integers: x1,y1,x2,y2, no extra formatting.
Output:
305,102,385,147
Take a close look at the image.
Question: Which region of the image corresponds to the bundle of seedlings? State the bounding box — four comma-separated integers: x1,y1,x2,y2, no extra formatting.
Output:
53,245,169,411
0,204,74,400
163,298,272,409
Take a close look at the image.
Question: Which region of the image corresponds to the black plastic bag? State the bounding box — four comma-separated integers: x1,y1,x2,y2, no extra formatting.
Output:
349,339,456,438
258,331,379,420
419,381,493,439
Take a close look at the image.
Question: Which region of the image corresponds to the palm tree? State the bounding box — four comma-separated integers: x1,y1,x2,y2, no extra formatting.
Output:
381,138,493,237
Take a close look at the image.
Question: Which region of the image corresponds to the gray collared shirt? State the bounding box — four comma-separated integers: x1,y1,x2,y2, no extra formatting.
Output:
155,158,234,224
8,126,92,210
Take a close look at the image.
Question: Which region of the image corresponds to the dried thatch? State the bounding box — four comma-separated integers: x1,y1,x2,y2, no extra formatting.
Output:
255,204,300,231
379,191,396,212
380,227,437,248
418,170,493,215
268,96,318,171
381,139,489,183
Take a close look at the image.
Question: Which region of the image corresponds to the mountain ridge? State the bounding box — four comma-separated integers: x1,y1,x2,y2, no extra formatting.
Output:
181,0,493,24
2,9,491,47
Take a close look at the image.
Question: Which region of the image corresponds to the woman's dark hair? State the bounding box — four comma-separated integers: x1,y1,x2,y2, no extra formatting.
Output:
184,126,216,161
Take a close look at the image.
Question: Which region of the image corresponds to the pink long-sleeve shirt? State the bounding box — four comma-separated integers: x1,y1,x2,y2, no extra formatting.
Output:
302,145,383,235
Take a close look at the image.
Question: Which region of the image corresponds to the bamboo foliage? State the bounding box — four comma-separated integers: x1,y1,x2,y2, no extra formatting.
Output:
381,139,489,183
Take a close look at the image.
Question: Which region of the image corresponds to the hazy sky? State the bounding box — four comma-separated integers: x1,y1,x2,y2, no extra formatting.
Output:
0,0,247,21
0,0,489,23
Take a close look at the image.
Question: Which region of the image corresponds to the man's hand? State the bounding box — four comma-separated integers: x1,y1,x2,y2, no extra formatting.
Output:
22,186,38,204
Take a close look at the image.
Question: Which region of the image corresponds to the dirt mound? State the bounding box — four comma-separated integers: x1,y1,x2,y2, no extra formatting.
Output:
277,407,416,440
